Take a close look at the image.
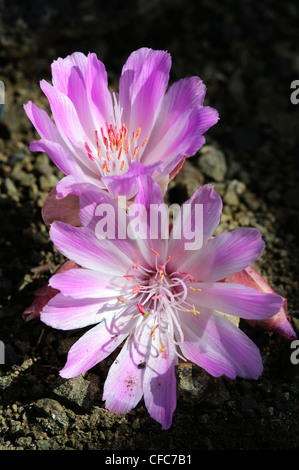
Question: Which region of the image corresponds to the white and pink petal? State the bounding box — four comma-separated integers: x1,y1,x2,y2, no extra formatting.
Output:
41,293,111,330
49,221,133,274
181,228,265,282
187,282,283,320
24,101,64,143
128,174,169,265
180,308,264,379
168,184,222,271
40,80,97,174
49,267,126,299
59,320,129,378
141,76,219,169
103,321,151,414
143,319,178,430
119,48,171,147
29,139,84,180
86,52,114,130
51,52,96,139
54,179,148,265
51,52,88,96
101,161,164,200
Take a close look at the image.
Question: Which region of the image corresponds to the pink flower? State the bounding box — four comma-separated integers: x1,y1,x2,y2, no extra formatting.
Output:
24,48,219,217
224,266,297,339
40,178,283,429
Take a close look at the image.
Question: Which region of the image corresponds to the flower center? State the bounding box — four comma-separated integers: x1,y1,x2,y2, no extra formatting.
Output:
84,122,148,176
116,252,201,361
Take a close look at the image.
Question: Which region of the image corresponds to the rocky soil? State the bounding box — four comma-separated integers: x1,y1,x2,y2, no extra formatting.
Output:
0,0,299,451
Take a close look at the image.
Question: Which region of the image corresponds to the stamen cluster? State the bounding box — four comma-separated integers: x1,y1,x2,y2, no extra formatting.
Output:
84,121,147,176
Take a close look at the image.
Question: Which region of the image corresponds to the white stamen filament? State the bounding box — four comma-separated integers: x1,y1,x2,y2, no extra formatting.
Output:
84,93,147,177
117,258,200,362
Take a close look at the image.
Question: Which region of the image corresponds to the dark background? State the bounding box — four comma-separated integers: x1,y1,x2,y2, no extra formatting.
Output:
0,0,299,450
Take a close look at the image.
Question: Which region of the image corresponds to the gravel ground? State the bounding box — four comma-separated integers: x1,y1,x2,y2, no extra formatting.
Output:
0,0,299,451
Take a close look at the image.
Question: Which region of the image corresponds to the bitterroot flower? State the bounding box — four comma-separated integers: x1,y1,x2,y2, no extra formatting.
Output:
40,179,283,429
24,47,218,221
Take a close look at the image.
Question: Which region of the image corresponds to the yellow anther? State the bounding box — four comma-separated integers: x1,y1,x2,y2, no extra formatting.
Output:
131,313,141,319
87,122,147,171
187,305,200,315
132,146,139,160
160,343,167,359
117,297,129,303
122,124,127,139
135,124,141,140
102,161,110,172
133,284,142,294
94,130,101,159
150,324,159,339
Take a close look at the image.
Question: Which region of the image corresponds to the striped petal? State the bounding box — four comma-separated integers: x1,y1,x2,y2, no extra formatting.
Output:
59,320,129,378
103,322,151,413
143,317,178,429
187,282,283,320
41,293,113,330
49,221,133,273
180,308,263,379
181,228,265,282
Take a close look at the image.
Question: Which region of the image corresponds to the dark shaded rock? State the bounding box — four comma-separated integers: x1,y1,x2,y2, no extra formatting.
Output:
15,436,32,448
198,145,227,182
176,363,230,407
34,398,67,418
33,398,69,436
51,375,99,412
36,438,60,450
